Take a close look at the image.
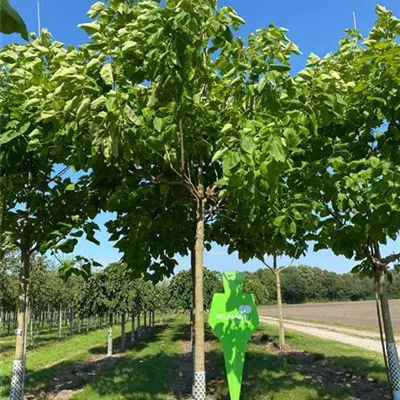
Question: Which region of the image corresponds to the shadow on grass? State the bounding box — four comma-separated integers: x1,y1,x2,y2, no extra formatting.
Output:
0,342,14,353
173,324,390,400
88,325,166,355
206,336,390,400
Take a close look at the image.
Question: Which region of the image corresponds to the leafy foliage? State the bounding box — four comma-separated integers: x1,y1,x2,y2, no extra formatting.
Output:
168,268,222,312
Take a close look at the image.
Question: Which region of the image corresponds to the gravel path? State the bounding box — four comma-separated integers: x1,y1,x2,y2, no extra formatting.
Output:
260,316,389,353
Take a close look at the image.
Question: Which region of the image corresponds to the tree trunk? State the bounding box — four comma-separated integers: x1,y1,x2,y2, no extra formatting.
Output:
378,270,400,399
66,308,71,336
190,246,196,366
107,314,113,356
10,238,30,400
190,309,194,351
137,313,141,340
275,266,285,350
143,311,147,333
78,318,82,334
41,310,45,330
49,309,54,332
131,311,135,342
29,306,34,348
13,306,18,329
148,310,152,331
120,312,126,351
58,305,62,340
7,311,11,334
192,188,206,400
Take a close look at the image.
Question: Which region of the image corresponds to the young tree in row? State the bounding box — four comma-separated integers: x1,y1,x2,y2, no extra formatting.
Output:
213,188,315,349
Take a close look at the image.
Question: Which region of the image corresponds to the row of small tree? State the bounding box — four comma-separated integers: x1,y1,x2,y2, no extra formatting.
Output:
0,256,168,357
1,1,400,399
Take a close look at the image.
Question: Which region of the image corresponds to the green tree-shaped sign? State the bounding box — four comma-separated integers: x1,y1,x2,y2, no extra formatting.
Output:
209,272,259,400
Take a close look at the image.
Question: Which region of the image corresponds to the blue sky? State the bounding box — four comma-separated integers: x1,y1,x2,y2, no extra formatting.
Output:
2,0,400,274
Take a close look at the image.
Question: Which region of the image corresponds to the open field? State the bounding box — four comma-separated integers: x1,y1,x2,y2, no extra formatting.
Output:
0,315,390,399
259,299,400,330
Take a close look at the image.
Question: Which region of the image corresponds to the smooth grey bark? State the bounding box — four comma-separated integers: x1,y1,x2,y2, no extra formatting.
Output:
107,314,113,356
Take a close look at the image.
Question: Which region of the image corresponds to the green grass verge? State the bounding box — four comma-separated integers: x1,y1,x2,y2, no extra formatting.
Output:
1,320,96,354
0,319,135,399
0,316,390,400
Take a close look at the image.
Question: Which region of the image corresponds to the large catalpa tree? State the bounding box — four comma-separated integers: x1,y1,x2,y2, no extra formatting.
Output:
48,1,312,397
291,6,400,398
0,32,101,400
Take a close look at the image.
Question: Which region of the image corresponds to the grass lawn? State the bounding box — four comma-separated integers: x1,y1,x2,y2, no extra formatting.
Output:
72,318,185,400
0,319,99,354
0,315,390,400
0,319,137,399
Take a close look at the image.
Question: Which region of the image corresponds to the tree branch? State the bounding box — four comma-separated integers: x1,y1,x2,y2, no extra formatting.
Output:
48,166,70,184
178,118,186,176
383,252,400,265
257,256,274,274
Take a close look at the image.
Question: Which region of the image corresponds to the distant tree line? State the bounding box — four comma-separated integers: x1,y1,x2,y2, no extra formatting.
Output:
254,265,400,304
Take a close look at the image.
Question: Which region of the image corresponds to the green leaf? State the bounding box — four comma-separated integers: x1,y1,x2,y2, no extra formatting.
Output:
100,64,114,85
223,152,240,172
268,138,285,162
0,0,28,40
306,53,321,66
376,5,387,14
367,96,387,106
76,98,91,120
65,183,75,191
274,216,285,227
87,1,105,19
27,139,40,151
153,117,163,133
228,11,245,25
57,238,78,253
287,42,301,55
221,123,233,134
240,136,256,154
283,128,301,148
122,41,137,52
78,21,100,35
0,130,22,144
212,147,228,163
91,96,106,110
269,64,291,72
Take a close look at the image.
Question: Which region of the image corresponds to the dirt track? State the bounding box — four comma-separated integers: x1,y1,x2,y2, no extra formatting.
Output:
260,316,387,353
259,299,400,331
